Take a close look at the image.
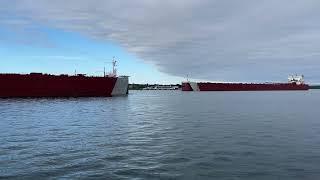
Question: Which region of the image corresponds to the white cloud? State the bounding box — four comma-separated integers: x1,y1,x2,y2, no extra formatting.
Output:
1,0,320,81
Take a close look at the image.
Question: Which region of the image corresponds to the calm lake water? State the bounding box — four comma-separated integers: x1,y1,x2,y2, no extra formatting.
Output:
1,90,320,179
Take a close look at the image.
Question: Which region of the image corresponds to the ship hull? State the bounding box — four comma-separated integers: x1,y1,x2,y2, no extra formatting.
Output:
0,74,129,98
182,82,309,91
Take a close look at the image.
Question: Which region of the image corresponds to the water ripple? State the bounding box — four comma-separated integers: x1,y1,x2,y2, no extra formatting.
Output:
1,91,320,179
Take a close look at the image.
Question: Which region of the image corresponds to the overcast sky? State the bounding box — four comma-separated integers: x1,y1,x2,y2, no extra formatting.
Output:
1,0,320,83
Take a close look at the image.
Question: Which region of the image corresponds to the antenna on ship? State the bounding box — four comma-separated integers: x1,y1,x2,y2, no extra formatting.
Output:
112,56,117,77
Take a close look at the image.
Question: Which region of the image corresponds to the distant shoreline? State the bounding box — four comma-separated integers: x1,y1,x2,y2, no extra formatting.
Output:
129,84,181,90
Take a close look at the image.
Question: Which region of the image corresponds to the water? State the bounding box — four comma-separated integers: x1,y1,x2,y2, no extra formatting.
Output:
1,90,320,179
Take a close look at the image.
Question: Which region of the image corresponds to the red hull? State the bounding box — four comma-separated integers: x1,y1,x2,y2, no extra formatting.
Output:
0,73,125,97
182,82,309,91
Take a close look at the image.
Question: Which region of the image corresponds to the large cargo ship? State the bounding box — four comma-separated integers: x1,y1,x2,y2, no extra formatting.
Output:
0,60,129,97
182,75,309,91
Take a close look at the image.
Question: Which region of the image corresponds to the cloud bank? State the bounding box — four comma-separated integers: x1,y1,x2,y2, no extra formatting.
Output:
1,0,320,81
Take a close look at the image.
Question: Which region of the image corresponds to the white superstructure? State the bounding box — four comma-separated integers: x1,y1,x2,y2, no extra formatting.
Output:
288,74,305,85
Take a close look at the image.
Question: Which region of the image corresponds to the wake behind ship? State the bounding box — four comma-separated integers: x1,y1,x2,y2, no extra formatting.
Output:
0,60,129,98
182,75,309,91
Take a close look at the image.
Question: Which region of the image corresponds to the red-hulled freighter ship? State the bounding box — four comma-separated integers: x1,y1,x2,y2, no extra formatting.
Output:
182,75,309,91
0,60,129,97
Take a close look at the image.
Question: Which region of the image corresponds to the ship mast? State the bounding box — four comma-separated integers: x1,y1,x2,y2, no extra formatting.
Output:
112,56,117,77
102,57,119,77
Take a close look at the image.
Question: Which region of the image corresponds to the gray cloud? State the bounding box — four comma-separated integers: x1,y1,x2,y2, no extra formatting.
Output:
1,0,320,82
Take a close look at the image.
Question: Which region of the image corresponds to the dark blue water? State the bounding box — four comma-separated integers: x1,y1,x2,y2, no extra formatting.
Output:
1,90,320,179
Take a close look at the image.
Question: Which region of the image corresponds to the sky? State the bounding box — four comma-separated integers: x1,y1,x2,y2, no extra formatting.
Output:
1,0,320,84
